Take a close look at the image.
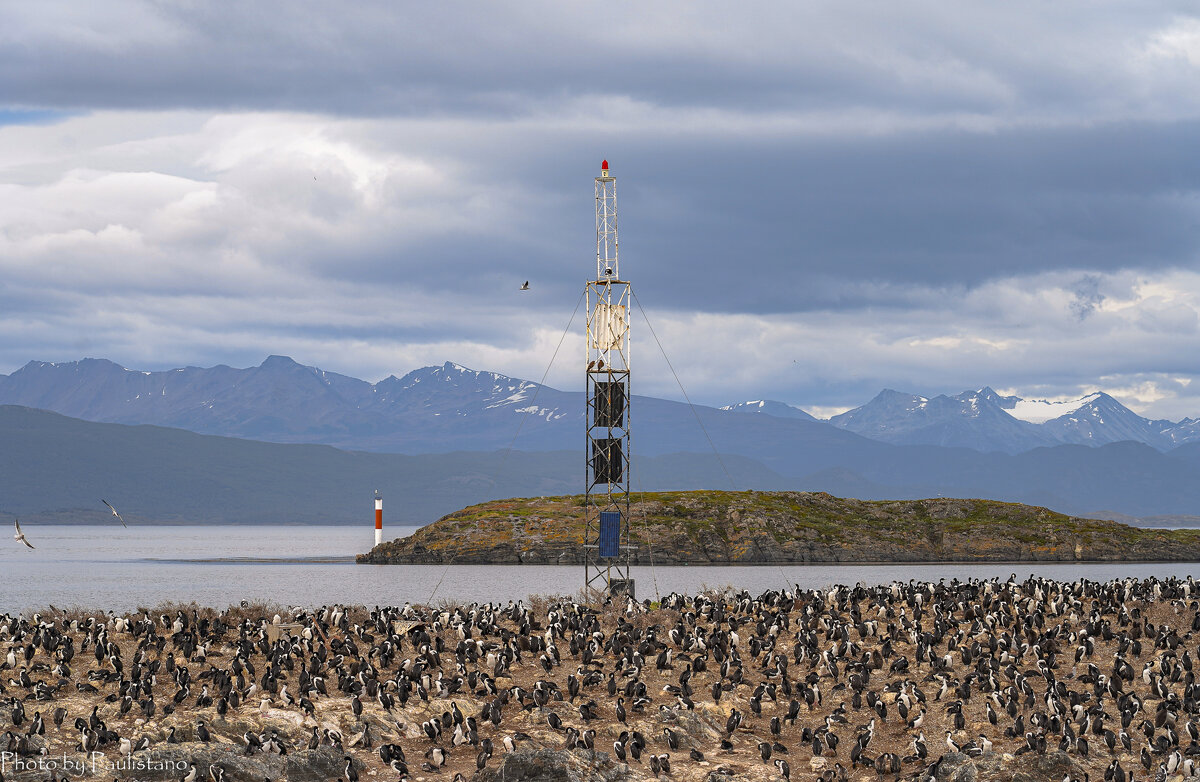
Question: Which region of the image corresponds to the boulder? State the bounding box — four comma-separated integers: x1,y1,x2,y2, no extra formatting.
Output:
473,748,631,782
656,707,725,746
287,749,357,782
933,750,1081,782
705,768,741,782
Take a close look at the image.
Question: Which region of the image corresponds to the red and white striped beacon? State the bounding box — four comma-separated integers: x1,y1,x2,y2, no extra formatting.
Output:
374,489,383,547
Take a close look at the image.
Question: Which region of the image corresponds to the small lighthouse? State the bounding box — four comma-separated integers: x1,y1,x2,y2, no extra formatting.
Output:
374,489,383,547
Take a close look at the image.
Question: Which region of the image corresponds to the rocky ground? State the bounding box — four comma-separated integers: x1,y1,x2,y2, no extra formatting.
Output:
357,491,1200,565
2,576,1199,781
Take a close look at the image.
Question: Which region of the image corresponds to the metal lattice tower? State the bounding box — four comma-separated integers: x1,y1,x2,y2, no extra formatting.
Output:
584,160,634,599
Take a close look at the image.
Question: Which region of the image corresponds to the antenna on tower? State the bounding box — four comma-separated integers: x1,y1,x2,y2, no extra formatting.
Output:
584,159,634,600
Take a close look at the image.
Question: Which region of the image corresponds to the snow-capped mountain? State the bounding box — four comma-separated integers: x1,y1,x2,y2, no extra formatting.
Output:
1162,418,1200,446
1033,393,1172,449
4,356,1198,458
0,357,582,452
826,386,1181,453
0,357,856,461
828,388,1058,453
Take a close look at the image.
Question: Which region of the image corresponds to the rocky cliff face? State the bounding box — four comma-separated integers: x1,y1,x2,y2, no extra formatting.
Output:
357,490,1200,565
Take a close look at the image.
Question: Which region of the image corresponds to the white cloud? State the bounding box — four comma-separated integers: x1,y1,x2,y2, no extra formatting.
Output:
1144,17,1200,67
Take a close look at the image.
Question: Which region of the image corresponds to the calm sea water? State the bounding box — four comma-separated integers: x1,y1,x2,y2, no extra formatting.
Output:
2,525,1198,614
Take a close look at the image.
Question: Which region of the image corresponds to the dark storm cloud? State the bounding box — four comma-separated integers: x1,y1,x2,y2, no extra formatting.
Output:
621,122,1200,311
6,1,1199,305
0,2,1191,119
0,3,1004,114
324,120,1200,314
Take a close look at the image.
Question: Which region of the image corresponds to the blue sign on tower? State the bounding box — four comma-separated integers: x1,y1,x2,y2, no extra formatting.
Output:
598,511,621,558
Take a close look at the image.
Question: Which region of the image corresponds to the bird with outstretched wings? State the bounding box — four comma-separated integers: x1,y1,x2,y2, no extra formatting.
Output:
101,499,127,528
13,519,34,549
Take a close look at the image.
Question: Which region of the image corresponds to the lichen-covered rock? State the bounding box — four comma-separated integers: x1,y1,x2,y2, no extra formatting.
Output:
656,707,724,747
933,750,1081,782
287,748,358,782
472,748,631,782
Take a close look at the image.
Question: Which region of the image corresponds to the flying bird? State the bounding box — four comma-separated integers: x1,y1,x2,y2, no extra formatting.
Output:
101,499,127,528
520,281,530,290
13,519,34,549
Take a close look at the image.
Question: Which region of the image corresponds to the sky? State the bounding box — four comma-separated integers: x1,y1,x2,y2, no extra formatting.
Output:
2,2,1200,419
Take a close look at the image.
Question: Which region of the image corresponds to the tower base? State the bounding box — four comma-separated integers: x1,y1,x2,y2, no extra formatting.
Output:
609,579,635,599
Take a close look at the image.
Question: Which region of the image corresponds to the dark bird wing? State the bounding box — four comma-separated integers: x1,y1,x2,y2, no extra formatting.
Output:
101,499,127,527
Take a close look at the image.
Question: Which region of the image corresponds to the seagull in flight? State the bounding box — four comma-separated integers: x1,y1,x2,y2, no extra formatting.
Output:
520,281,530,291
13,519,34,549
101,499,127,528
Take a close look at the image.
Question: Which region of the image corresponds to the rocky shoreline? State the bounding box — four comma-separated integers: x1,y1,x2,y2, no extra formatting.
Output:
357,490,1200,565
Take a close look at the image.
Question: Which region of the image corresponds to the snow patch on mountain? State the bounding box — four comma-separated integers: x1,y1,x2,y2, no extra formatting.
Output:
1004,393,1104,424
720,400,817,421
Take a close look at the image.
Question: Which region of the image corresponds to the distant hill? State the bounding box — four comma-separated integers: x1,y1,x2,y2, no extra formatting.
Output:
1084,510,1200,528
6,404,1200,521
0,405,780,525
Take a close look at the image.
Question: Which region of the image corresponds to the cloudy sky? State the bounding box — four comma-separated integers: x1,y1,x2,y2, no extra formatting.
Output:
2,2,1200,418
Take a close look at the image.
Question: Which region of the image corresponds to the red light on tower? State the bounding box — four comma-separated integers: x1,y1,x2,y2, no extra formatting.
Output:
601,159,609,172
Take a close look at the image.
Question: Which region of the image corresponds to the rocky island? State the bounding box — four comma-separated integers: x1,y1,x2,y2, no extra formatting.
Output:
356,490,1200,565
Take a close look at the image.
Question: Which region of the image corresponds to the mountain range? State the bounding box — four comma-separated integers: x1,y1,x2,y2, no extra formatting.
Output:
0,357,876,466
4,356,1195,456
727,387,1200,454
820,387,1200,453
4,356,1200,521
